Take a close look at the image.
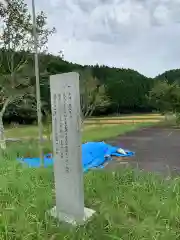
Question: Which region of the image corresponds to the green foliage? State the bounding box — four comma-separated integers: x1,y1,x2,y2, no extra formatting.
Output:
149,80,180,125
149,80,180,113
0,0,55,52
0,59,34,114
175,113,180,126
91,66,154,114
0,0,55,122
155,69,180,85
80,69,110,118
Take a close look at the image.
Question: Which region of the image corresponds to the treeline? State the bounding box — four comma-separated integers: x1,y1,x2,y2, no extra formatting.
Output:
2,49,180,124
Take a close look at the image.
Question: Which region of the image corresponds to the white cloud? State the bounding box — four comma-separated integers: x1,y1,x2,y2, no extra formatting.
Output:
25,0,180,77
0,0,7,6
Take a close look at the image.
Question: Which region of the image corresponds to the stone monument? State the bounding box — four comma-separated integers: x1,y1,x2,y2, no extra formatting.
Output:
49,72,95,225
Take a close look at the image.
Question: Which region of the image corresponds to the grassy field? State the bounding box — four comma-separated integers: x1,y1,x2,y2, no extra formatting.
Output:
89,113,164,120
5,122,152,140
85,113,164,125
82,123,151,142
1,158,180,240
4,123,152,158
85,119,161,124
5,113,162,139
1,116,177,239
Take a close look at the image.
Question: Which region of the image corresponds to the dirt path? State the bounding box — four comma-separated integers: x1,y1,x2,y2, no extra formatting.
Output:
107,126,180,176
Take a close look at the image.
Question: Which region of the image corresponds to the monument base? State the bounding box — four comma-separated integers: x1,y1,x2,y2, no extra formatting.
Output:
49,206,96,226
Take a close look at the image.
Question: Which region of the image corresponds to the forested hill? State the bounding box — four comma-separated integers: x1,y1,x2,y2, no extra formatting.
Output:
1,51,178,123
155,69,180,84
40,53,154,114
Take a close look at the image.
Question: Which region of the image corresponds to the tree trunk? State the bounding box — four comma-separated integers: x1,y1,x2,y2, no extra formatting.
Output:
0,114,6,150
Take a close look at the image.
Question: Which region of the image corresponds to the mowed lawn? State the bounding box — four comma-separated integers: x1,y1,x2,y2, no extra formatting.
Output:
1,117,179,239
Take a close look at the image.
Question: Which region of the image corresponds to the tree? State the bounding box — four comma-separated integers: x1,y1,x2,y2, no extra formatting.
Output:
149,80,180,123
0,0,55,148
80,69,110,121
0,59,34,148
0,0,55,52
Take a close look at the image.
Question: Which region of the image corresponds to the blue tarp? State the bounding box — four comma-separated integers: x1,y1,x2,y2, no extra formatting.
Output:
17,142,135,171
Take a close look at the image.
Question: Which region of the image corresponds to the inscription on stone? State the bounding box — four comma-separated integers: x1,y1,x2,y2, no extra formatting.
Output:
52,92,72,173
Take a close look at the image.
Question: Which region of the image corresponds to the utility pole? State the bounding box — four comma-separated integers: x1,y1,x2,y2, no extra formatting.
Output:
32,0,44,166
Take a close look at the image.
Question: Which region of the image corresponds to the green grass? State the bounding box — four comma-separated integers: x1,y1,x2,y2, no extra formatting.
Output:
0,150,180,240
5,125,42,138
4,113,162,139
2,121,177,239
5,123,152,158
5,122,152,140
82,123,151,142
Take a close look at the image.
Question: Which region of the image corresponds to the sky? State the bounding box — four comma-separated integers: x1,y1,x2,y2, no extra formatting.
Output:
25,0,180,77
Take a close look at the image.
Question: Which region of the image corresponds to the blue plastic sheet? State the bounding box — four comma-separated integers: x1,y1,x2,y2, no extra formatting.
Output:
17,142,135,171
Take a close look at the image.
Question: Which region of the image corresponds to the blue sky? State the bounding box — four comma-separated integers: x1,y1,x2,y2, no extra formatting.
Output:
26,0,180,77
